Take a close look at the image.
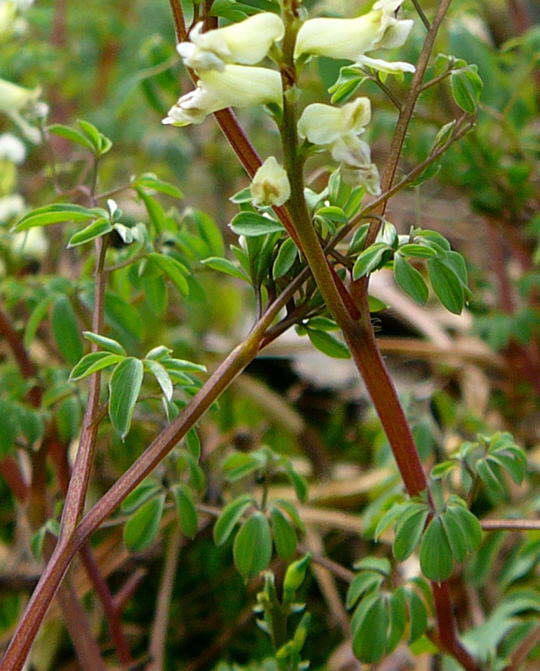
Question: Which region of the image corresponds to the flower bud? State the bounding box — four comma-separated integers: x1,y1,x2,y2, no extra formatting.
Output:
163,65,282,127
178,13,284,72
294,0,413,62
356,55,415,75
298,98,371,146
283,553,311,594
251,156,290,207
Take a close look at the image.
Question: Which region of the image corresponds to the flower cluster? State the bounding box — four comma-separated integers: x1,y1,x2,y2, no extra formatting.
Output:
164,1,416,196
163,13,284,127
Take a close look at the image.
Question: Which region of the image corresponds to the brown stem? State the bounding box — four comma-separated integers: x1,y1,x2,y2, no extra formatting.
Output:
148,527,182,670
481,519,540,531
113,568,146,612
56,577,107,671
0,456,28,502
59,235,108,540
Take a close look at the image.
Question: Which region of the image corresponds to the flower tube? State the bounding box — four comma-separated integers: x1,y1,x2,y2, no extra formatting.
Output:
163,64,283,127
178,13,284,72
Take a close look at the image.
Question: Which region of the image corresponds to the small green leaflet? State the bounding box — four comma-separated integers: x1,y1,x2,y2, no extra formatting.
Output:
233,512,273,579
202,256,249,281
51,295,83,365
108,357,144,439
229,211,284,237
67,218,112,247
147,253,190,296
428,257,464,314
123,495,164,552
273,238,298,279
419,517,454,581
393,254,428,304
213,494,253,546
134,173,183,200
450,65,483,114
82,331,126,355
352,242,390,279
145,359,173,401
306,328,350,359
172,484,198,538
14,204,103,232
270,508,297,560
70,351,123,381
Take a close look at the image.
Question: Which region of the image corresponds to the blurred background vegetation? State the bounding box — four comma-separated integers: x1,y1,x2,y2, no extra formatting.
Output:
0,1,538,669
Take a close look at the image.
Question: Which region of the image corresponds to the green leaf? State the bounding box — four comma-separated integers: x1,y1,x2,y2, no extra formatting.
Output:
77,119,112,156
306,328,350,359
284,463,308,503
346,571,384,609
121,480,161,513
70,351,123,381
51,295,83,365
407,590,428,643
373,502,405,540
398,243,437,258
272,238,298,279
229,212,284,237
82,331,126,355
134,173,183,199
213,494,253,546
123,494,164,552
136,189,167,232
162,357,206,374
14,204,101,231
450,65,483,113
233,512,273,579
222,452,264,481
387,588,407,653
108,357,144,438
353,557,391,575
273,499,306,533
393,505,430,561
428,257,464,314
419,517,454,581
191,210,225,257
24,295,54,349
476,458,506,499
270,508,297,560
172,484,198,538
393,254,429,304
489,450,526,484
441,507,469,563
352,242,389,279
352,595,388,663
201,256,248,281
67,218,112,247
147,253,189,296
48,124,95,152
144,359,173,400
185,428,201,460
447,504,482,551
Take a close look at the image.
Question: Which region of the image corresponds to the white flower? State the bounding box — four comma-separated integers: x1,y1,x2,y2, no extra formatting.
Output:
298,100,380,195
163,65,282,127
0,133,25,163
298,98,371,146
294,0,413,61
251,156,290,207
0,193,24,222
0,78,40,112
178,13,284,72
356,54,415,75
